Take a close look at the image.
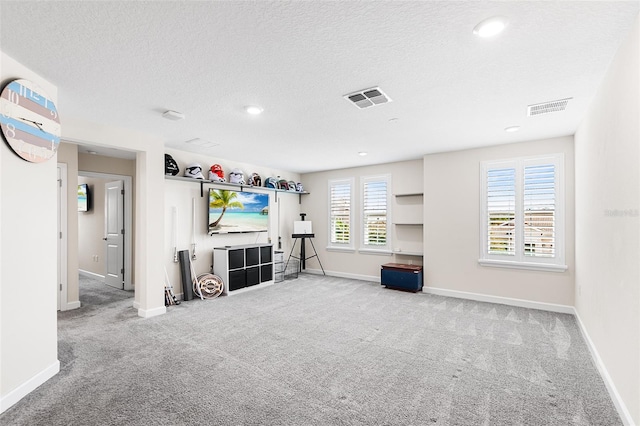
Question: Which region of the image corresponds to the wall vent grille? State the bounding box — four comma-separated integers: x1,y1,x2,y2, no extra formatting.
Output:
344,87,392,109
527,98,572,116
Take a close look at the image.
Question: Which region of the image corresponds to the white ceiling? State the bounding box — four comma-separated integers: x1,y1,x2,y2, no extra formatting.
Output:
1,1,638,173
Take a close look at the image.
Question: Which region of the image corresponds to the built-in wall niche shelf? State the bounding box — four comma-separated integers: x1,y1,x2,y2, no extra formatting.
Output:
165,175,309,203
392,189,423,258
393,251,423,257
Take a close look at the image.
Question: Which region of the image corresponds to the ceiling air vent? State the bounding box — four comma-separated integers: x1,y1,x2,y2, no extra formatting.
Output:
344,87,392,109
527,98,572,117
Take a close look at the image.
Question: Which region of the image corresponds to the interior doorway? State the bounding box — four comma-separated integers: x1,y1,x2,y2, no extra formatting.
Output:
78,171,133,291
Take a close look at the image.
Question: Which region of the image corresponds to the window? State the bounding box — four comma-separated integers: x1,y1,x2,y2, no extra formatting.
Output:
480,154,566,271
360,175,391,253
328,178,354,250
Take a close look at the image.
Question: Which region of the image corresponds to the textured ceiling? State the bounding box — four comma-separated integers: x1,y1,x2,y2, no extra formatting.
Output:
1,1,638,172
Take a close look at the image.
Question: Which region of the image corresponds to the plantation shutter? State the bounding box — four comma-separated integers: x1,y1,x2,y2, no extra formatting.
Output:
487,167,516,255
363,179,387,246
329,181,351,244
523,164,555,258
481,154,565,271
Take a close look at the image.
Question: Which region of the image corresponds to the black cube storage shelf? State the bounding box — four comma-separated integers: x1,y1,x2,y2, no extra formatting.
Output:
213,244,274,296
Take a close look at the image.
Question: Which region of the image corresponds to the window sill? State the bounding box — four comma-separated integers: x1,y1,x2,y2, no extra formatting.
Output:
326,246,356,253
478,259,567,273
358,248,393,256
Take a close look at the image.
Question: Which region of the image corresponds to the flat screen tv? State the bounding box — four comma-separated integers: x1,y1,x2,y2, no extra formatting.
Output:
208,189,269,234
78,183,90,212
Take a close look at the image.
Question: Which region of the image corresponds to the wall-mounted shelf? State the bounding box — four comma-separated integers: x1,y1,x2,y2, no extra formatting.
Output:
165,175,309,203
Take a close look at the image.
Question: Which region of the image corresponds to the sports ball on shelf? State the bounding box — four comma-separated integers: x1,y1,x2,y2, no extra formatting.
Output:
165,154,179,176
184,163,204,179
209,164,225,182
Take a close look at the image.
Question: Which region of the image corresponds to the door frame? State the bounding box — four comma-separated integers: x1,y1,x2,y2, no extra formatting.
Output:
57,163,69,310
79,171,133,291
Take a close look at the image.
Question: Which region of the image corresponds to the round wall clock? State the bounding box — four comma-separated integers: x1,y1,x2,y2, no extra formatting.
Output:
0,79,61,163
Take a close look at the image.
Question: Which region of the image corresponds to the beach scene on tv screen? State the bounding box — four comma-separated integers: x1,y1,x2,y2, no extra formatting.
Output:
208,189,268,233
78,184,88,212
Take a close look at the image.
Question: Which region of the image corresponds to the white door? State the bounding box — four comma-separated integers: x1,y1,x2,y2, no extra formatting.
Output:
104,180,124,289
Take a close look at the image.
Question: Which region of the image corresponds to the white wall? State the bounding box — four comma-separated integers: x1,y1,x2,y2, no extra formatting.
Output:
164,149,301,296
574,15,639,425
0,52,60,411
301,159,424,280
423,136,575,306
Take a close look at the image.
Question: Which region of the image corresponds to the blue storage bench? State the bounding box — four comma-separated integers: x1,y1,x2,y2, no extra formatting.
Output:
381,263,423,292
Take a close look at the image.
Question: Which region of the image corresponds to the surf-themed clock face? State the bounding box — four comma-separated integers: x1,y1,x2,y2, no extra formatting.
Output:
0,79,61,163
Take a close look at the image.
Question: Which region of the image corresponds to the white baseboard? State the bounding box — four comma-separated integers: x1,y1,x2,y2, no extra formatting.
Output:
304,268,379,283
78,269,105,280
0,360,60,414
132,301,140,309
137,305,166,318
573,309,634,426
422,286,574,314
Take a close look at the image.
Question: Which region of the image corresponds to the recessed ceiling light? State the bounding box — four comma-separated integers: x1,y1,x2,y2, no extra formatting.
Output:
504,126,520,132
87,150,98,155
358,152,368,156
473,16,509,38
162,110,185,121
245,105,264,115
